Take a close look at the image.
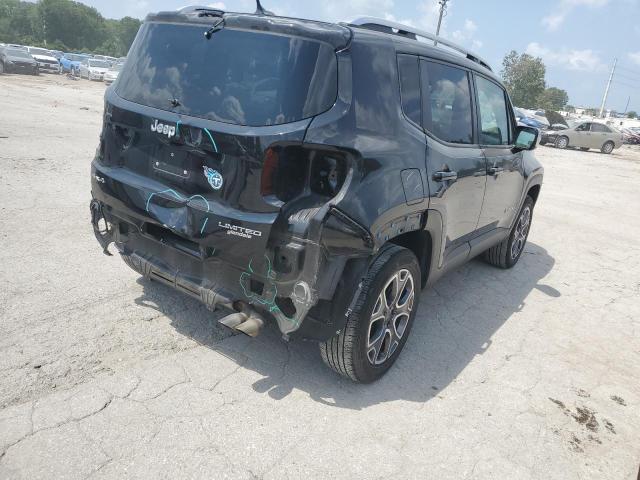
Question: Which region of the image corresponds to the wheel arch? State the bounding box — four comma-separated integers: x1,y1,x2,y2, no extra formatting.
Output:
389,229,432,288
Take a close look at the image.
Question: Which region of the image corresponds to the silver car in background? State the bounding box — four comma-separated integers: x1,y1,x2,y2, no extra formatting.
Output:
540,121,624,154
103,62,122,85
26,47,59,73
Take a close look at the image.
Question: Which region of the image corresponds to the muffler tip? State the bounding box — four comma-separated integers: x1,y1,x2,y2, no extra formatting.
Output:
234,317,264,337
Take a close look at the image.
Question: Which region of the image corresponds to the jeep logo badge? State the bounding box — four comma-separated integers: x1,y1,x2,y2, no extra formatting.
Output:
203,166,223,190
150,119,176,138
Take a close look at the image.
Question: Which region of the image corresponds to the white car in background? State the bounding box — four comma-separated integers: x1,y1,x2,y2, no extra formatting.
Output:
103,62,122,85
79,58,110,81
26,47,59,73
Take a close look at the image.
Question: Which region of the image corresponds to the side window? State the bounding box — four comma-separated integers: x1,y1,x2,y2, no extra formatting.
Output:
397,55,421,126
420,60,474,144
591,123,610,133
475,75,511,145
576,123,590,132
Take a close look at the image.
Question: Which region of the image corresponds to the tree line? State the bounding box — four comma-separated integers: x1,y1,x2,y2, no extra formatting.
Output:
501,51,570,112
0,0,141,57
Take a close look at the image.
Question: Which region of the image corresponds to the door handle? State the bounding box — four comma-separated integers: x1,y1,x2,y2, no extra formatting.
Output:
433,171,458,182
488,166,504,176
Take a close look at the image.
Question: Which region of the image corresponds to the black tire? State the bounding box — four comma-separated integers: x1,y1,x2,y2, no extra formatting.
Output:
320,245,421,383
484,196,534,269
539,140,547,146
555,136,569,149
601,141,614,154
580,147,589,151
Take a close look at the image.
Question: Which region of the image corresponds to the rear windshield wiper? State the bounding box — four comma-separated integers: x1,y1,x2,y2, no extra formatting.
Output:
204,18,225,40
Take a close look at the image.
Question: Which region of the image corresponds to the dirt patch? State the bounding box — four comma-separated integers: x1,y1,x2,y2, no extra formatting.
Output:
572,406,599,433
603,419,616,434
610,395,627,406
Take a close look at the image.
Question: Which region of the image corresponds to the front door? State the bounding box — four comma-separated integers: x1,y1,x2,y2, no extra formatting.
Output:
474,74,524,232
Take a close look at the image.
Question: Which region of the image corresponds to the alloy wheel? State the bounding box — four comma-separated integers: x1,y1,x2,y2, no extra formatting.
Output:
367,269,415,365
511,206,531,260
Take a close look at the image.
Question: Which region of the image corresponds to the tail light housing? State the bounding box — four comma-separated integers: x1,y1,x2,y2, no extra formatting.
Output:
261,145,348,204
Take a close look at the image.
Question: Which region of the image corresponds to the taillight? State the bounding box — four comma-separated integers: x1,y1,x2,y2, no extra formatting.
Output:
260,148,279,197
260,145,348,203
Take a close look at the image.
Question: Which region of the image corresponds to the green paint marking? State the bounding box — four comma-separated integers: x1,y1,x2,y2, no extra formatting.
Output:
239,255,299,326
203,128,218,153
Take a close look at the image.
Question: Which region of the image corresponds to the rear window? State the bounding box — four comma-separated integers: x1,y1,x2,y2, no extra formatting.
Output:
116,22,338,127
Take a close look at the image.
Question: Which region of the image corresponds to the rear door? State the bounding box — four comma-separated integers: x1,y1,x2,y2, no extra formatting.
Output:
591,122,611,148
474,74,524,232
420,59,486,264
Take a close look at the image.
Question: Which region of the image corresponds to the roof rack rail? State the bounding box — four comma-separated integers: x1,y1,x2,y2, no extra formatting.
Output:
349,17,492,72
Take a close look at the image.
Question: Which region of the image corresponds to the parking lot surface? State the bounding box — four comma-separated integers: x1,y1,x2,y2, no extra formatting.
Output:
1,74,639,479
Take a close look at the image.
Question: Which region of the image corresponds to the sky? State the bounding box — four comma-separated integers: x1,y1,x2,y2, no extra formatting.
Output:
67,0,640,112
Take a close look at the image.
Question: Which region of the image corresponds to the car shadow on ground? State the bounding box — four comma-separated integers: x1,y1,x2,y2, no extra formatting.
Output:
133,242,557,410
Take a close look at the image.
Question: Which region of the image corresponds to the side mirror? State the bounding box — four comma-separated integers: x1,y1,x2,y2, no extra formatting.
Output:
514,126,538,151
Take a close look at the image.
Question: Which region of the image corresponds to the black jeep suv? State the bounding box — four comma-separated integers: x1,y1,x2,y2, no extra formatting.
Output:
90,6,543,383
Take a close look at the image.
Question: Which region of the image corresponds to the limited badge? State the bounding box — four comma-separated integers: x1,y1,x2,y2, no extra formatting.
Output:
203,166,223,190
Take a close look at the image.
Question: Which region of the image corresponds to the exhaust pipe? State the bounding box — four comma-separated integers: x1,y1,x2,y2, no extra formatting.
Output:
218,306,265,337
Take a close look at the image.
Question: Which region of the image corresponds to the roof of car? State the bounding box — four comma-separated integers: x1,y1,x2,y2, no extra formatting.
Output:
147,10,352,50
350,26,500,82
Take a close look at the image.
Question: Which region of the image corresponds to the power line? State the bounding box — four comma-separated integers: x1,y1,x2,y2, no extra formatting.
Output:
611,79,640,89
616,64,640,76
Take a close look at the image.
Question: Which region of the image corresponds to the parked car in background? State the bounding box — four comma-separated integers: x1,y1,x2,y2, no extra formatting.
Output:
79,58,110,81
103,62,122,84
26,46,59,73
514,108,546,130
0,47,38,75
621,127,640,145
540,122,623,153
59,53,88,74
7,44,28,51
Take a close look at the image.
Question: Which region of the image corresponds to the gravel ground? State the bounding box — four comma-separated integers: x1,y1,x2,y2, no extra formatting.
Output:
1,74,639,480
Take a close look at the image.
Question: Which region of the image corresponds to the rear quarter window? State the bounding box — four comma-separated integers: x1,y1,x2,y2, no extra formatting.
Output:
116,22,338,127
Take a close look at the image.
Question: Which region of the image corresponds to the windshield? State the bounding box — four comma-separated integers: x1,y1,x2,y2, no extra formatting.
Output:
7,49,31,59
29,48,51,56
116,22,338,127
89,60,110,68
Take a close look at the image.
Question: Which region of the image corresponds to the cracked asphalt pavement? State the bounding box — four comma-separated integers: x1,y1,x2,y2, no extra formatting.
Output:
1,74,639,479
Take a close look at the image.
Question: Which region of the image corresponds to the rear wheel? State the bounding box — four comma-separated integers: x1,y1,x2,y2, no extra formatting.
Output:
601,141,614,154
484,196,534,269
320,245,420,383
555,136,569,149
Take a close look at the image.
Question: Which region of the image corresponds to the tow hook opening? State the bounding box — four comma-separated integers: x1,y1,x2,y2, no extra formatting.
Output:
90,200,115,256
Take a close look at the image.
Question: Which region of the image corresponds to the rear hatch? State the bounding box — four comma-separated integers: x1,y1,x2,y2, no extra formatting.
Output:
94,12,350,268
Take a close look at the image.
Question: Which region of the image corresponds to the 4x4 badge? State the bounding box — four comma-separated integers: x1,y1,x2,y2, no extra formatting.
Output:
203,166,223,190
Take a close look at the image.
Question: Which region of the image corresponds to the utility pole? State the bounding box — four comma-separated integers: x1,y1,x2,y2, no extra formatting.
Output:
434,0,449,46
599,57,617,118
623,96,630,114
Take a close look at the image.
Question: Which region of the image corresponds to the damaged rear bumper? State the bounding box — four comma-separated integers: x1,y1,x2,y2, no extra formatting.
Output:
90,163,373,340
